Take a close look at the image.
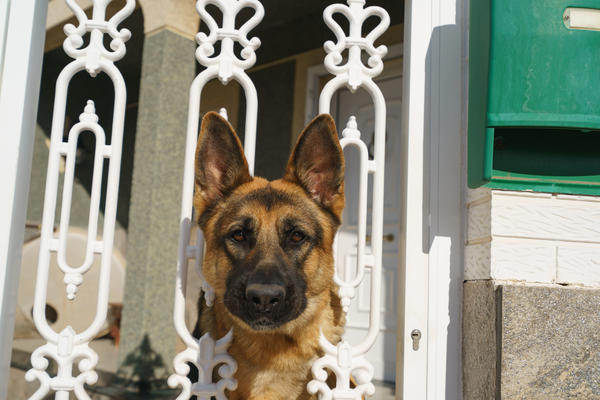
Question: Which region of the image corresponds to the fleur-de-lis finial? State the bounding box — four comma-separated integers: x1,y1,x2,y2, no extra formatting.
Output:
168,330,237,399
323,0,390,91
63,0,136,76
195,0,265,83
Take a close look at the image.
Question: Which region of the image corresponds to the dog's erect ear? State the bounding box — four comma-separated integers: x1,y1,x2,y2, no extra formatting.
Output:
284,114,344,218
195,111,251,213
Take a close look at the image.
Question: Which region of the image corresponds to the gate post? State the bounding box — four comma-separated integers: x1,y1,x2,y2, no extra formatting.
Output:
0,1,48,397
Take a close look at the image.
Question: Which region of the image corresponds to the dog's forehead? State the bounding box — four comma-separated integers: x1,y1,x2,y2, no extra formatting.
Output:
222,180,319,222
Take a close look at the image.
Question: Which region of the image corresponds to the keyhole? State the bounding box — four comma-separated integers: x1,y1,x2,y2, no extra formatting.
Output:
411,329,422,351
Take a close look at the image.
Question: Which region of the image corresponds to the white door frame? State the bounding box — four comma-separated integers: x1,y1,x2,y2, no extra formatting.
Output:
0,0,48,396
400,0,465,399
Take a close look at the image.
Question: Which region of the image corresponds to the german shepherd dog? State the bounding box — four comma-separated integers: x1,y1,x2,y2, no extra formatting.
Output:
193,111,346,399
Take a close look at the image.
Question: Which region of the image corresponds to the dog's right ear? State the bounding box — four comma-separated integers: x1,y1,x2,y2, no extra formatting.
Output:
194,111,251,215
283,114,345,220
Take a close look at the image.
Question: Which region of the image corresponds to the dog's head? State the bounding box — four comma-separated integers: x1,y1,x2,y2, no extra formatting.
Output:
194,111,344,332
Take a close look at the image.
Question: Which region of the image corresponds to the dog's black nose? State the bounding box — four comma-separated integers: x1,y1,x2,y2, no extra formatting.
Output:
245,283,285,312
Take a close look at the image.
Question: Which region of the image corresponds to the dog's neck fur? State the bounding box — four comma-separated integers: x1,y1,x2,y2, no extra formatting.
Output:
202,286,344,399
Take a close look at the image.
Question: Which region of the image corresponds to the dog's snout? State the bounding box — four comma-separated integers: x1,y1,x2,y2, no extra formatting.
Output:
245,283,285,312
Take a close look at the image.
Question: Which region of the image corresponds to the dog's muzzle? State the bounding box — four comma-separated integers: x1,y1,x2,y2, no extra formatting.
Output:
225,263,307,330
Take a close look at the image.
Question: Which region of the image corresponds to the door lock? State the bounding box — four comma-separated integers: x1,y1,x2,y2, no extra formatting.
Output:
411,329,422,351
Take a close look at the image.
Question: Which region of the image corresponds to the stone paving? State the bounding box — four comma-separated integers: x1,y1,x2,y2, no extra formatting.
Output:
9,334,395,399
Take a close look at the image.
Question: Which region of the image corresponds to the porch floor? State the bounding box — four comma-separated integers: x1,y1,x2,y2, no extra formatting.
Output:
9,335,395,399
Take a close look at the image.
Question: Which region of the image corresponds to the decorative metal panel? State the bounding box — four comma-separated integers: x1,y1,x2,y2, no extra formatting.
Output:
308,0,390,398
27,0,135,398
172,0,391,399
168,1,264,399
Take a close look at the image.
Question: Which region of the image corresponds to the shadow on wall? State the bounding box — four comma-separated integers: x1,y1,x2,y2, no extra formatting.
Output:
419,21,463,400
114,334,171,394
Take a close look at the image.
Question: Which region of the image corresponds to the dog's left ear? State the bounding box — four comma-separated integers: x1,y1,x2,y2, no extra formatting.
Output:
284,114,345,219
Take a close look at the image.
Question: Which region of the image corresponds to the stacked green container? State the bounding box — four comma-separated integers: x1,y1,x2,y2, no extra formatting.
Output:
468,0,600,194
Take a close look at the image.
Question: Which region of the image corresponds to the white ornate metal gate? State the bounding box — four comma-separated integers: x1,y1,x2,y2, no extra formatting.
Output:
26,0,135,398
168,0,264,398
308,2,389,397
169,0,390,399
23,0,391,398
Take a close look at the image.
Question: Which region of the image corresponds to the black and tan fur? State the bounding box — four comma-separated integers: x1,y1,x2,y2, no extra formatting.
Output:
193,111,345,399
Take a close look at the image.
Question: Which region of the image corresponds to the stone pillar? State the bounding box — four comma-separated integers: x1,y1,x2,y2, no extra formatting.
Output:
463,188,600,399
117,0,198,389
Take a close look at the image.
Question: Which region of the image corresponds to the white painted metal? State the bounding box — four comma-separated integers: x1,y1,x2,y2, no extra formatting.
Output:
0,0,47,396
335,116,371,316
168,1,263,398
19,229,126,334
333,74,402,382
307,1,390,399
304,44,401,126
25,0,135,398
193,0,263,174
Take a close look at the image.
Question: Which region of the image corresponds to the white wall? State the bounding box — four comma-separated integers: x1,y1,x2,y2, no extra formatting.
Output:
466,188,600,286
399,0,465,398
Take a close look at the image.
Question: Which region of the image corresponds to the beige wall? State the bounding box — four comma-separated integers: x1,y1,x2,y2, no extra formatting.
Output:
45,0,199,52
46,0,141,52
199,80,242,133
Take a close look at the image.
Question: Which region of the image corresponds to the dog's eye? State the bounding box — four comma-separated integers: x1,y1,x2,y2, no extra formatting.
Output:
290,231,306,244
231,230,246,242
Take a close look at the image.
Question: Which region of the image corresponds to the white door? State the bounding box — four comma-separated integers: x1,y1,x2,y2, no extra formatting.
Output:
331,63,402,383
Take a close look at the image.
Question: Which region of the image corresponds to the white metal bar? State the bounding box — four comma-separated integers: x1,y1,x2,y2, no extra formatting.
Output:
26,0,135,398
308,1,390,399
0,0,47,397
169,1,263,398
57,102,106,296
335,117,369,311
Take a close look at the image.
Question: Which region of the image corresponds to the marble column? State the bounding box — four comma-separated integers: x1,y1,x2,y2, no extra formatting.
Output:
117,1,198,388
